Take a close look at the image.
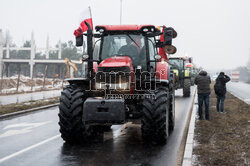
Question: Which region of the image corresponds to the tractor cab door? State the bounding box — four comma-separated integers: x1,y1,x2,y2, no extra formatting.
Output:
148,37,157,71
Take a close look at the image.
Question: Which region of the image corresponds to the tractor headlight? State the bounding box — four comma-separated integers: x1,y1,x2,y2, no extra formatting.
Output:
95,82,104,89
118,82,129,90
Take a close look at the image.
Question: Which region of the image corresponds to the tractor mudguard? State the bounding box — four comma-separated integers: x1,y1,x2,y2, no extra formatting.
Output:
155,79,169,88
83,98,125,124
65,78,90,89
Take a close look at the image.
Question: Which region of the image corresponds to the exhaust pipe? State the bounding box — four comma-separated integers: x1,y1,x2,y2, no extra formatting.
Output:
85,21,93,79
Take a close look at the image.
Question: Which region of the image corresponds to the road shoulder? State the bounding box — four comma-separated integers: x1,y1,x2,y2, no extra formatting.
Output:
188,88,250,165
0,97,59,119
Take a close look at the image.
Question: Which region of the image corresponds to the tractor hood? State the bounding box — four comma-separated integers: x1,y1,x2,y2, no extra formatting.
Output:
99,56,133,71
97,56,135,93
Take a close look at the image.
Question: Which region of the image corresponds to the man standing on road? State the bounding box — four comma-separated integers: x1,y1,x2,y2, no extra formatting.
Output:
195,70,211,120
215,72,230,113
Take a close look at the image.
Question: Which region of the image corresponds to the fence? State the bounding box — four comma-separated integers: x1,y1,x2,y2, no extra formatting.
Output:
0,74,64,94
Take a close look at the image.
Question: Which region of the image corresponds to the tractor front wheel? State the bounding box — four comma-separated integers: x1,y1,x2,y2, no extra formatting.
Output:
183,79,191,97
141,88,170,144
58,84,93,143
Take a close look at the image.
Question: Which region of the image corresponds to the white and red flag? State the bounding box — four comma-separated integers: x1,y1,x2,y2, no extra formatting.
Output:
79,6,93,32
74,7,93,37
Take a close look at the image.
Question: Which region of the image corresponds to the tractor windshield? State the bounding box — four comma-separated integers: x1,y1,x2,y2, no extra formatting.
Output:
168,58,184,69
100,34,147,70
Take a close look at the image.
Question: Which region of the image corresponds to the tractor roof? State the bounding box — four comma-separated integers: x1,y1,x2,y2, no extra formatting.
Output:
95,25,159,33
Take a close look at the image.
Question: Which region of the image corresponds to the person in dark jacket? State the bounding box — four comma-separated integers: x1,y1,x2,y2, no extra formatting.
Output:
215,72,230,113
195,70,211,120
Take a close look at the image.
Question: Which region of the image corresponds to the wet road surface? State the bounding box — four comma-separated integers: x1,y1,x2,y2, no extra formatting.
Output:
0,87,195,166
0,90,61,105
227,82,250,104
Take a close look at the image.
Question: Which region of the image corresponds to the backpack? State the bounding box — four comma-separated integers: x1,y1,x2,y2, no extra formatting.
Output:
214,80,223,96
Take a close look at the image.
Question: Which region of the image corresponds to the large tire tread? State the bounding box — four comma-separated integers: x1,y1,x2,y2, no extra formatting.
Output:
141,88,170,144
183,79,191,97
58,84,89,143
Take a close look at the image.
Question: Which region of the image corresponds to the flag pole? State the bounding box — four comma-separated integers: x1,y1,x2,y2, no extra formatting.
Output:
88,6,93,25
120,0,122,24
88,6,94,47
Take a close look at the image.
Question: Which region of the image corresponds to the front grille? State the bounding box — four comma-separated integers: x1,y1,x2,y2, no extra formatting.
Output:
96,67,131,89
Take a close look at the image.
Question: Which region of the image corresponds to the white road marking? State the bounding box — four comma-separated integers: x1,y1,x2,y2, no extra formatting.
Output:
0,121,51,138
0,134,60,163
3,121,51,130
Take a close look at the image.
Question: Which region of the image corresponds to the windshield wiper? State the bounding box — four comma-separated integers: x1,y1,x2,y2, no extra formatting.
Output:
126,34,140,48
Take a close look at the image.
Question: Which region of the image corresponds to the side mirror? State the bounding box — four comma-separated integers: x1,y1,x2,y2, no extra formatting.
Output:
163,27,177,45
75,35,83,47
163,27,177,54
164,45,177,54
170,28,177,38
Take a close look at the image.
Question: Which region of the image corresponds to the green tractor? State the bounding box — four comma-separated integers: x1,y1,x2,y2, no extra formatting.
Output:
168,57,191,97
185,63,197,86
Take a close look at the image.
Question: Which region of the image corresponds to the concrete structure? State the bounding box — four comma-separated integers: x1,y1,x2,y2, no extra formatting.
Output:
0,30,74,78
182,94,197,166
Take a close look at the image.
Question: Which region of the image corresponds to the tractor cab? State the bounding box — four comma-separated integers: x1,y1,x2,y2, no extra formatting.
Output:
168,57,191,97
168,57,185,80
92,25,161,73
94,33,148,71
82,25,174,92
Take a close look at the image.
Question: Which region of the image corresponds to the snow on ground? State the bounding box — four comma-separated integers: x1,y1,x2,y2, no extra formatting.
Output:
227,81,250,104
0,89,61,105
0,75,63,94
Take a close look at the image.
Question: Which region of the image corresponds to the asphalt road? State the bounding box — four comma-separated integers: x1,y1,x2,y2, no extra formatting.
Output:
0,90,61,105
0,87,195,166
227,82,250,104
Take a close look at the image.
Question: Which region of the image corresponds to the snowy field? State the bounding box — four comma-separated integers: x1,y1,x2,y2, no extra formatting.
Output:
0,75,63,94
227,81,250,104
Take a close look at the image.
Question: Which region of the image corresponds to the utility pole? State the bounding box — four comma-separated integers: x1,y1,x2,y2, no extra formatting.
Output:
0,29,3,78
248,48,250,83
120,0,123,24
248,48,250,68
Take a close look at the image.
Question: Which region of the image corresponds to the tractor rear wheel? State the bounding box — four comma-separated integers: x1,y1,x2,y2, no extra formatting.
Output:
141,88,170,144
58,84,92,143
183,78,191,97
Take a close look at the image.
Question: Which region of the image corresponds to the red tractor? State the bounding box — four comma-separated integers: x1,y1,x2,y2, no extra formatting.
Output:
58,23,177,144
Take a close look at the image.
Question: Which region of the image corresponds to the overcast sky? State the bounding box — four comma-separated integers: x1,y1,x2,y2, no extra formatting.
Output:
1,0,250,70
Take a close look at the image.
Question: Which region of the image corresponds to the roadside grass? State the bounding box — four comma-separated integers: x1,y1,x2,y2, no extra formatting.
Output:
193,86,250,165
0,97,59,115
